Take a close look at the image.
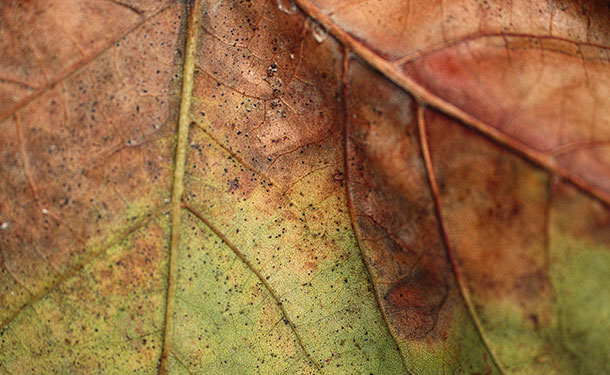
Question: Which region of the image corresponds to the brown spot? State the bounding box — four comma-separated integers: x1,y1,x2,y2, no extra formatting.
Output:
426,109,552,306
384,258,449,340
227,177,239,193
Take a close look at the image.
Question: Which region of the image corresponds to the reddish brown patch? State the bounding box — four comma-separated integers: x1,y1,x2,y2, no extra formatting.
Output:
425,108,553,316
386,265,448,309
402,35,610,196
384,258,449,339
345,59,456,341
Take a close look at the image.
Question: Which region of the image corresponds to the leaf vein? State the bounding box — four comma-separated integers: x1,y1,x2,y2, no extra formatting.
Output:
0,204,169,332
0,3,175,123
340,51,414,375
294,0,610,207
182,203,322,373
416,103,507,374
158,0,202,373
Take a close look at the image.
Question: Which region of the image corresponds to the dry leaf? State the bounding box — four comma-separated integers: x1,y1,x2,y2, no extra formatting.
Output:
1,0,609,374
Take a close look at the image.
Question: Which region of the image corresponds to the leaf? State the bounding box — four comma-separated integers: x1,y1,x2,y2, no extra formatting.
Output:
0,0,609,374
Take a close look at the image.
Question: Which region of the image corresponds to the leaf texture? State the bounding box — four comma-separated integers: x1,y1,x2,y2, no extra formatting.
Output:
1,0,609,374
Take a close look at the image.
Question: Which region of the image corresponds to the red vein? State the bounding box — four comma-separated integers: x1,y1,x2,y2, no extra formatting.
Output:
395,32,610,65
416,104,506,374
550,139,610,156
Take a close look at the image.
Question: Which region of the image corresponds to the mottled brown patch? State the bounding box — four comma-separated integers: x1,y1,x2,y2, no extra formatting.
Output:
384,258,449,339
0,0,173,118
425,108,553,317
192,0,344,191
552,181,610,247
402,35,610,195
94,221,166,296
3,0,610,373
0,2,185,322
345,59,456,341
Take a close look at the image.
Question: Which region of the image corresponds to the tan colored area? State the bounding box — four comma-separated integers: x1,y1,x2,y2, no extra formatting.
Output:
307,0,610,60
0,0,173,119
1,1,183,325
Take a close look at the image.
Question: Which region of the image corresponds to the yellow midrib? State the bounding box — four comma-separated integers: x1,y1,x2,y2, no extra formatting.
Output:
159,0,203,373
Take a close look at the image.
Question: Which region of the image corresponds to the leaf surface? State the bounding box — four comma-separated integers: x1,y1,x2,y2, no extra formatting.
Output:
1,0,609,374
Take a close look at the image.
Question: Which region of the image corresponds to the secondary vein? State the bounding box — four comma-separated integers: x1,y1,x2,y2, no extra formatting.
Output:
0,203,169,332
158,0,202,373
293,0,610,208
183,203,322,373
416,103,507,375
340,50,414,375
0,3,173,123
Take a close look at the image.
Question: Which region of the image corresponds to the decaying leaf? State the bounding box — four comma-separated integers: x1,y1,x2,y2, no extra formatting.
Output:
1,0,609,374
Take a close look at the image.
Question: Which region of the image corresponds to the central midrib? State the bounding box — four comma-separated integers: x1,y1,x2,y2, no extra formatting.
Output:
159,0,203,374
